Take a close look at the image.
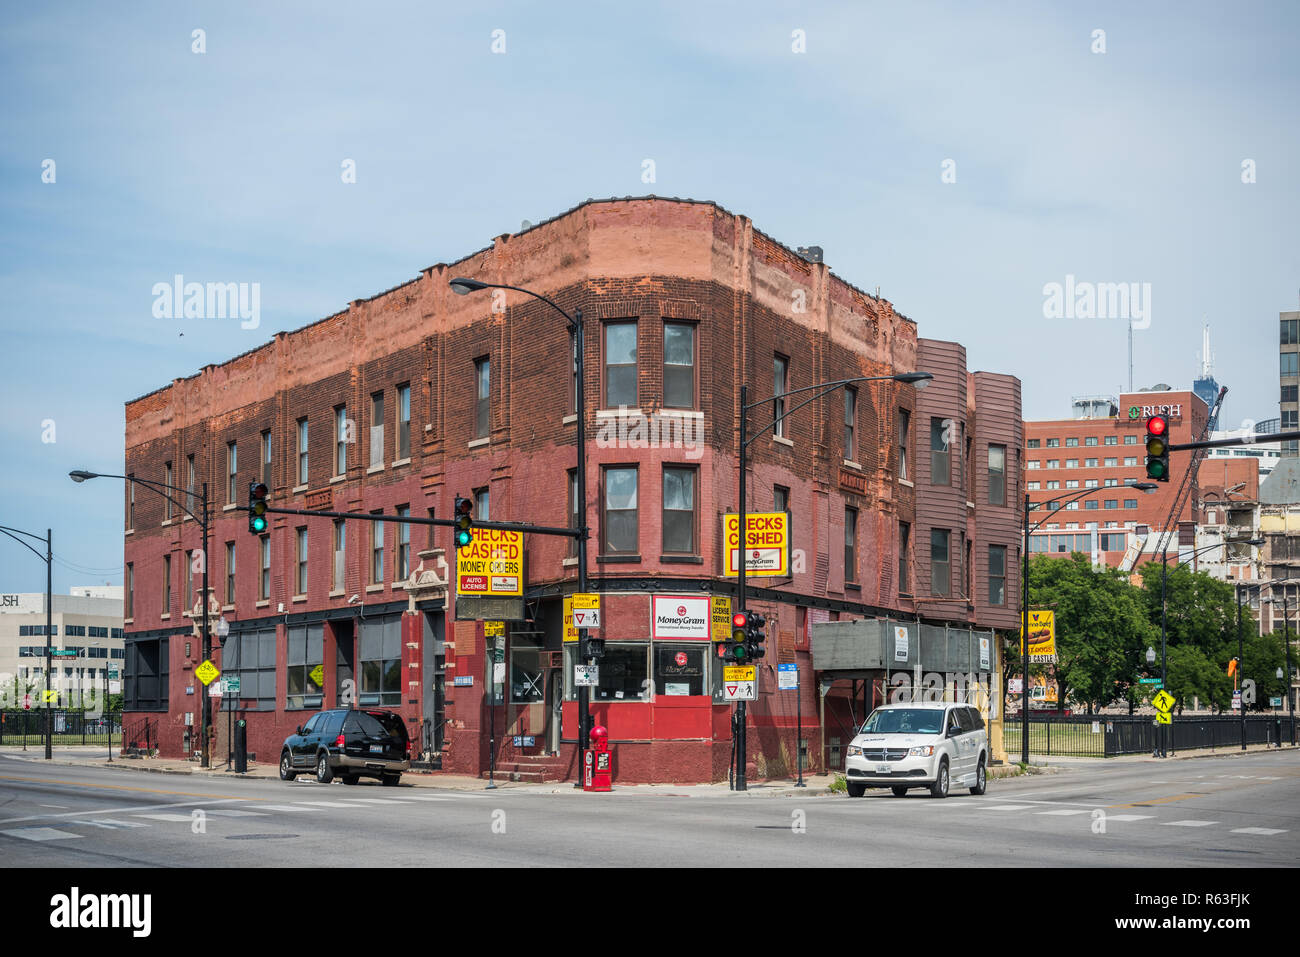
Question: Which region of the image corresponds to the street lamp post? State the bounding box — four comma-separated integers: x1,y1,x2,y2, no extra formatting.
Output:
1146,647,1157,755
1263,591,1295,746
70,471,212,768
0,524,53,759
448,278,590,782
1020,483,1158,764
737,371,933,790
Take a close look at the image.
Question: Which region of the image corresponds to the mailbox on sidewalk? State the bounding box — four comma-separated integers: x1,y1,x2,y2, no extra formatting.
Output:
583,724,612,792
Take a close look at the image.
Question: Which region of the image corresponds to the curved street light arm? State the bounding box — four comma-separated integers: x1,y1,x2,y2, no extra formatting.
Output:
462,281,578,329
0,525,49,562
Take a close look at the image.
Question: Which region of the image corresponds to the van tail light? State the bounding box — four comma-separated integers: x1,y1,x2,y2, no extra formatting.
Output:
335,733,345,748
405,740,412,756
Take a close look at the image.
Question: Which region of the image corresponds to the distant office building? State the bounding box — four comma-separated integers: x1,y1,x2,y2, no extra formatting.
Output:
0,588,125,708
1193,324,1221,418
1281,311,1299,456
1205,419,1281,479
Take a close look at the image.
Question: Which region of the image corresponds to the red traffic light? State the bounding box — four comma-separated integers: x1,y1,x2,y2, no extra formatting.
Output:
732,612,748,629
1146,415,1167,436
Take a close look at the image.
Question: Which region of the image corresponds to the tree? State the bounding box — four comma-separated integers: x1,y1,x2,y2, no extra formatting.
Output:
1242,632,1287,711
1028,553,1157,712
1164,645,1230,713
1137,561,1241,662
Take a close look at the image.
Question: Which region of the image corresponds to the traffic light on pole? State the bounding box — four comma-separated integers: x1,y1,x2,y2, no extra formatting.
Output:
1145,415,1170,482
580,636,605,660
247,482,269,534
730,612,751,663
746,611,767,661
453,495,474,550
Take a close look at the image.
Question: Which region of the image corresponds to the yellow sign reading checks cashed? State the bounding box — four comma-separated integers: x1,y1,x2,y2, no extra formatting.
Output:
456,529,524,597
723,513,790,578
1019,610,1056,663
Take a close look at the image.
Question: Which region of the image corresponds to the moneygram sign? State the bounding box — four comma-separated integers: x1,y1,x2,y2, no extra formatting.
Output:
723,512,790,578
652,595,711,640
456,529,524,597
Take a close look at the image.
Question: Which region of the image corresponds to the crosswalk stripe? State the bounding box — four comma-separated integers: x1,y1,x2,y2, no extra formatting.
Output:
979,805,1035,811
84,819,150,828
1162,820,1217,827
341,798,407,805
202,809,269,817
294,802,367,808
1,827,82,841
1035,809,1092,816
382,795,452,801
256,804,321,812
133,813,198,822
1231,827,1287,835
1104,814,1155,822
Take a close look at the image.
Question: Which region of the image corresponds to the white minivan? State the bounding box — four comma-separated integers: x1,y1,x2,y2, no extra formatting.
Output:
843,702,988,799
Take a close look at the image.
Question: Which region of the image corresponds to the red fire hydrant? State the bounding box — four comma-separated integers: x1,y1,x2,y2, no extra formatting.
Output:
583,725,613,792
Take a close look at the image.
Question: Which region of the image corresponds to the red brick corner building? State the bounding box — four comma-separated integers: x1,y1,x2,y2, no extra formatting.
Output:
121,197,1023,783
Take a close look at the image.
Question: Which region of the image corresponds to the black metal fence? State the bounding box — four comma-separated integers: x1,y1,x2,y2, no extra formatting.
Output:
1003,714,1298,757
0,710,122,747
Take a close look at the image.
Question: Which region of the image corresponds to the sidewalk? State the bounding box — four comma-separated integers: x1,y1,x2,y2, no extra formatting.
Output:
0,746,836,795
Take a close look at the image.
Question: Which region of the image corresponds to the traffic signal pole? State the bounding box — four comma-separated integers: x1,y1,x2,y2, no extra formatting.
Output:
736,384,749,791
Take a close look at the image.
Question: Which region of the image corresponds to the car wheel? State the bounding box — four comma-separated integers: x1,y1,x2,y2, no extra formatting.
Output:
381,774,401,787
279,751,297,782
342,774,359,785
315,752,334,784
891,786,909,798
970,757,987,796
929,759,950,799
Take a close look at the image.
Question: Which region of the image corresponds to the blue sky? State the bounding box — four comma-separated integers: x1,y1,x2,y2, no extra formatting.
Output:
2,1,1297,593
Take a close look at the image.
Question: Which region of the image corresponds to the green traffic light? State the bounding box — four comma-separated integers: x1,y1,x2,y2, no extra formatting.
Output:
456,529,472,547
1146,461,1166,479
251,516,267,532
732,643,749,661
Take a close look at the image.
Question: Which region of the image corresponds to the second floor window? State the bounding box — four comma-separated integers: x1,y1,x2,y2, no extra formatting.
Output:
988,444,1006,506
663,322,695,408
844,387,857,461
186,454,196,515
930,418,950,486
931,529,950,597
371,512,384,583
297,418,309,485
163,462,173,521
844,506,858,584
333,520,346,592
225,542,235,604
475,357,491,438
662,466,696,554
296,528,308,595
898,521,911,595
226,442,237,503
567,470,579,558
397,383,411,459
602,467,638,555
370,392,384,467
396,505,411,579
259,536,270,600
126,563,134,618
162,554,171,612
989,545,1006,606
604,322,637,408
334,406,348,476
261,431,272,488
896,409,910,480
773,355,789,438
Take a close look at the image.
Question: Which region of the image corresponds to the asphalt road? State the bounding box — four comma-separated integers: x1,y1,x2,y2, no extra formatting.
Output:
2,750,1296,867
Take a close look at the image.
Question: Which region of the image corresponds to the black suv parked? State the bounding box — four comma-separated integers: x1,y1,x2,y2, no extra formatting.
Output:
280,708,410,786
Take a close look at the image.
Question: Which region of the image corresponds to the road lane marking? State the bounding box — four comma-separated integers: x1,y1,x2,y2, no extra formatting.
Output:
133,813,197,822
39,804,69,809
1109,793,1201,809
1035,809,1092,816
0,797,246,826
978,805,1036,811
1231,827,1287,835
1103,814,1155,822
294,801,367,808
201,809,268,817
71,819,150,829
1162,820,1218,827
1,827,82,841
0,774,267,802
255,804,321,812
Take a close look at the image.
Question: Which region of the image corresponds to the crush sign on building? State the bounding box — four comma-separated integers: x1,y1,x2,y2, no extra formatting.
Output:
455,529,524,596
722,512,790,577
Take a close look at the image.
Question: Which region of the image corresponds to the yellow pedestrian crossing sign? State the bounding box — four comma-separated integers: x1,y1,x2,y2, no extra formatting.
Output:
195,660,220,686
1156,711,1172,725
1152,690,1175,713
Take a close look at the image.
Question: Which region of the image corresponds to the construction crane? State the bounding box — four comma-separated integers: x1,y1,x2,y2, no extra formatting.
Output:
1149,385,1227,563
